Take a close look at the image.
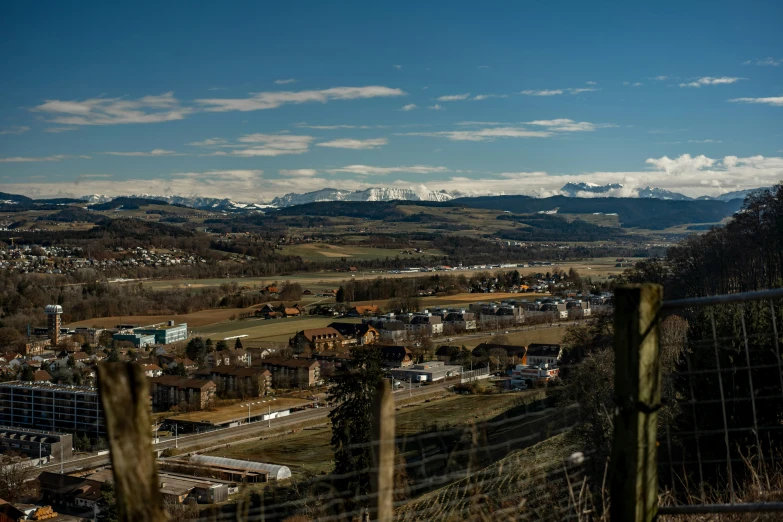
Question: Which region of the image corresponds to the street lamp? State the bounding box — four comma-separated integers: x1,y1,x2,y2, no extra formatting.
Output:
261,400,271,428
241,402,259,424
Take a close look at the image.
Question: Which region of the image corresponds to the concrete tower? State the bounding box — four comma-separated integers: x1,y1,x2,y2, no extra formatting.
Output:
45,305,63,346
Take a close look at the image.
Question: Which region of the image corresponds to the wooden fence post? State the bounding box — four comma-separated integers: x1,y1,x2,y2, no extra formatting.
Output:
97,362,167,522
610,284,663,522
371,379,395,522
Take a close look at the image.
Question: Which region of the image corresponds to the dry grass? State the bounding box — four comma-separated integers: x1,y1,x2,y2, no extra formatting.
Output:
169,397,313,425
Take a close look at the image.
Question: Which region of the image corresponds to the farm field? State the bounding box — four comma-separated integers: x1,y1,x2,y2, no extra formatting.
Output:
460,326,567,349
279,243,444,261
206,393,532,477
191,315,362,341
170,397,313,426
68,306,256,329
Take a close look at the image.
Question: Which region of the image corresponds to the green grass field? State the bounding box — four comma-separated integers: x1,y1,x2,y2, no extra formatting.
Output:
206,393,531,477
279,243,444,261
191,315,362,341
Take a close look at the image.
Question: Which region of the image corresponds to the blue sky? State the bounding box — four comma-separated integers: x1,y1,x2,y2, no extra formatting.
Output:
1,0,782,201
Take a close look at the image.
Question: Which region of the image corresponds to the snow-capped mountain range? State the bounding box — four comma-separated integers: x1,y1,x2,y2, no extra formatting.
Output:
559,182,768,202
77,183,768,212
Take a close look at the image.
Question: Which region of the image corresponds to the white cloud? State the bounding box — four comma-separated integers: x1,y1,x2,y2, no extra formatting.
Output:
652,75,669,81
688,139,722,143
478,65,490,69
188,137,230,147
275,79,297,84
743,58,782,67
400,104,418,111
316,138,388,150
568,88,599,94
729,96,783,107
0,126,29,135
32,92,190,125
295,124,372,129
7,154,783,201
326,165,449,176
279,169,318,177
645,154,716,174
393,65,402,70
679,77,744,88
402,127,553,141
43,127,78,133
0,154,91,163
586,81,598,85
623,81,643,87
436,93,471,101
428,104,444,110
520,89,563,96
473,94,508,100
102,149,181,157
196,86,406,112
229,133,314,156
524,119,617,132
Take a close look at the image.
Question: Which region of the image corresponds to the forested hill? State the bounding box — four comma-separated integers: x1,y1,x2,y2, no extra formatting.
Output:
434,195,744,229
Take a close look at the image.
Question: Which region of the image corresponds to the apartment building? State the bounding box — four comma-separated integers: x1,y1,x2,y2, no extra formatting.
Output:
0,381,106,437
0,426,73,461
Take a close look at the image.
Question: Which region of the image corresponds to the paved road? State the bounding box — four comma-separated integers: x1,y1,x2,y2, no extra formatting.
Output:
39,380,453,474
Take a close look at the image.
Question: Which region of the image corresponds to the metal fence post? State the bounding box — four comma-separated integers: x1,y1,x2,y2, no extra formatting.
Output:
611,284,663,522
371,379,395,522
97,362,167,522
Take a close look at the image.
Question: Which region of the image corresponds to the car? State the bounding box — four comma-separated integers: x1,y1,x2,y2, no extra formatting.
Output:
447,337,454,341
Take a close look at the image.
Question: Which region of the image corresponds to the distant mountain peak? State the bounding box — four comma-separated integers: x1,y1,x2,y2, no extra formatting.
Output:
270,187,456,207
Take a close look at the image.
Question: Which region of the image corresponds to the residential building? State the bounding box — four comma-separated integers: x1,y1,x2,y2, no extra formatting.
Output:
134,321,188,345
289,328,344,354
254,357,321,388
405,313,443,337
442,311,477,331
368,320,407,343
379,346,413,368
526,344,562,366
141,364,163,377
0,381,106,437
37,471,102,519
149,376,216,411
0,426,73,461
196,365,272,398
347,305,380,317
328,322,379,345
45,304,62,346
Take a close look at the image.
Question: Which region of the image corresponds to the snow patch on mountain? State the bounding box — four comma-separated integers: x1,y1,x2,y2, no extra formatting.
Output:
270,187,457,207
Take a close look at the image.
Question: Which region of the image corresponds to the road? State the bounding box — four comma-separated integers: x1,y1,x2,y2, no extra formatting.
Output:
39,380,453,474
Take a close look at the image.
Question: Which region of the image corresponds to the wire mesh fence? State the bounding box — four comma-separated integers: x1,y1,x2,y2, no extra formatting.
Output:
654,288,783,519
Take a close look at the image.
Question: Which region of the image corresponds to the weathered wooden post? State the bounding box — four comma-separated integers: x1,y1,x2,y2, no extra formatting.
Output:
610,284,663,522
370,379,395,522
97,362,168,522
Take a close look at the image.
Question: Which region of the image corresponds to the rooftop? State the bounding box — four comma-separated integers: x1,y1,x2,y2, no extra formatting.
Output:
0,380,98,395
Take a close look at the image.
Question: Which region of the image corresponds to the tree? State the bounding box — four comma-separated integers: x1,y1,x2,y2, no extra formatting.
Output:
234,337,243,350
96,481,118,522
280,283,303,301
335,286,345,303
0,453,36,502
205,338,214,353
106,347,120,363
20,366,35,381
81,341,94,355
185,337,206,362
215,340,228,351
67,355,75,368
327,345,385,507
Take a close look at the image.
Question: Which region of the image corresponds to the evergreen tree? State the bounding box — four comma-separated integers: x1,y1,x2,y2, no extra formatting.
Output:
96,481,118,522
215,340,228,352
327,345,385,507
234,338,243,350
106,347,120,363
336,286,345,303
205,338,214,353
185,337,206,362
20,366,35,382
81,342,94,355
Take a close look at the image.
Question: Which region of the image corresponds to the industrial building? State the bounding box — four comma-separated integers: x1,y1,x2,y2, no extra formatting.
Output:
390,361,462,383
189,455,292,481
112,332,156,348
134,321,189,345
0,381,106,437
0,426,73,461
